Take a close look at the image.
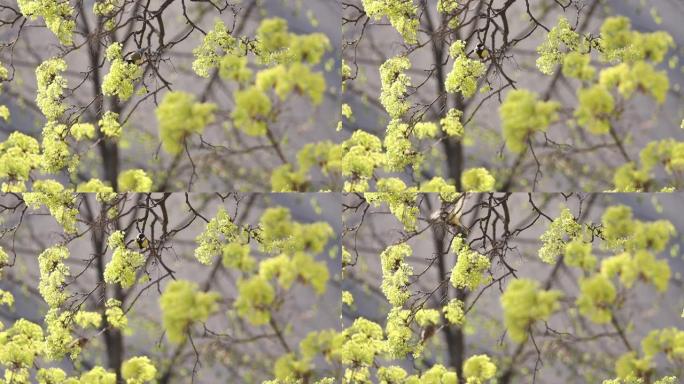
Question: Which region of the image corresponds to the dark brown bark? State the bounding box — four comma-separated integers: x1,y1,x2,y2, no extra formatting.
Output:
432,223,465,377
93,205,124,377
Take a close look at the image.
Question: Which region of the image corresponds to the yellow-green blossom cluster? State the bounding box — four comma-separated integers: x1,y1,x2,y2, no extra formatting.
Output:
600,205,675,252
299,330,340,368
384,120,421,171
440,108,464,137
342,291,354,306
499,89,560,153
449,235,491,290
341,131,384,192
224,207,333,326
23,180,78,233
255,17,330,65
0,291,11,309
259,251,330,295
445,41,486,98
574,84,615,134
414,309,440,327
385,307,413,358
41,121,76,173
614,139,684,191
437,0,459,28
79,367,117,383
35,58,68,120
234,275,275,325
0,63,7,123
103,230,145,288
417,364,459,383
599,16,674,63
412,122,438,140
37,245,71,307
35,366,117,383
538,207,582,264
70,122,95,141
585,203,673,323
342,103,353,119
576,274,616,324
76,179,116,202
562,52,596,80
105,298,127,329
614,351,653,381
379,56,412,118
601,250,671,293
443,299,465,325
194,206,239,265
155,91,216,155
0,319,44,380
379,244,413,307
17,0,75,45
159,280,220,343
336,318,385,379
0,246,7,273
462,355,497,384
74,311,102,329
273,353,312,381
255,62,326,105
194,18,329,142
0,132,41,191
365,178,418,231
419,177,458,202
461,168,495,192
563,239,597,271
270,141,342,192
639,139,684,175
641,328,684,362
102,42,143,101
500,279,562,342
192,20,237,77
93,0,120,16
92,0,120,30
437,0,459,14
36,367,69,383
44,308,78,360
341,60,352,92
231,86,272,136
536,16,582,75
98,111,121,139
121,356,157,384
258,206,334,254
357,354,495,384
117,169,153,192
361,0,418,44
221,242,256,272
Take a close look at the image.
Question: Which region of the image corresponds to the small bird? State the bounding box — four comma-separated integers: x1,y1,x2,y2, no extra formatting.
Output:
431,196,465,228
476,43,490,60
420,324,437,345
136,233,149,249
126,49,146,65
445,203,463,228
67,337,89,349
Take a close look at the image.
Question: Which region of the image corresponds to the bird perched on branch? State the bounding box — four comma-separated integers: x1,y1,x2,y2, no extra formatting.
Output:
430,195,465,230
420,324,436,345
136,233,150,250
125,49,146,65
476,42,490,60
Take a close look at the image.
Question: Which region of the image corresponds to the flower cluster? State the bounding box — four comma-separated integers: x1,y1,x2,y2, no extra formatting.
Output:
155,91,216,155
103,230,146,288
102,42,143,101
159,280,220,343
